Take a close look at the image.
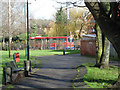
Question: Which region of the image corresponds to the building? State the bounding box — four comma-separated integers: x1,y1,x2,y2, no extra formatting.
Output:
87,15,96,34
80,15,96,56
81,34,96,56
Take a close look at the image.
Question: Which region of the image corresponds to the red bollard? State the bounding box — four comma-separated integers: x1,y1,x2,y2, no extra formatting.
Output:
14,53,19,62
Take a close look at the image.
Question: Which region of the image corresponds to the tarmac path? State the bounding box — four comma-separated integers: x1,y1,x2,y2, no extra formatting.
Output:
14,54,96,89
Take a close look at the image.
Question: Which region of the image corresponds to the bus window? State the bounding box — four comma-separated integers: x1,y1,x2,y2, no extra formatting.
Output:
64,38,66,42
68,38,73,42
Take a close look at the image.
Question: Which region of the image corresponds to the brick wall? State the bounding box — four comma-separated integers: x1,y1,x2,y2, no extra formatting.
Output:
81,38,96,56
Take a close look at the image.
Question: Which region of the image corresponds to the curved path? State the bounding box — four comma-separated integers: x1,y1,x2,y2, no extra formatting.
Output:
14,54,96,89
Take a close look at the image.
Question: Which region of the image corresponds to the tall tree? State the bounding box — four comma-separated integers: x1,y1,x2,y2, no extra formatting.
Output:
55,7,67,36
69,7,89,39
85,1,120,87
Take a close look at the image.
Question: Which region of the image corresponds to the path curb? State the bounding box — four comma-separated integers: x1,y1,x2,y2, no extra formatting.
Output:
73,65,90,88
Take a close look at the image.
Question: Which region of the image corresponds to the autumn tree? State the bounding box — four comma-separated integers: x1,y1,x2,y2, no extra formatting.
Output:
55,7,67,36
55,1,93,39
47,7,90,38
46,7,68,36
69,7,89,39
47,21,55,36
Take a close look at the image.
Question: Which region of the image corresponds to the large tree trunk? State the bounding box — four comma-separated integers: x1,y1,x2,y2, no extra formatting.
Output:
95,23,102,66
95,24,110,69
100,36,110,69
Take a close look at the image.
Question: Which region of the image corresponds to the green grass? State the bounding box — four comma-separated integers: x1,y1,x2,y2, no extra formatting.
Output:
82,63,119,88
1,50,80,67
0,49,80,86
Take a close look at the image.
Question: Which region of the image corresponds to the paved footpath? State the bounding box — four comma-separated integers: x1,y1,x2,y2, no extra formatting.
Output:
14,54,96,89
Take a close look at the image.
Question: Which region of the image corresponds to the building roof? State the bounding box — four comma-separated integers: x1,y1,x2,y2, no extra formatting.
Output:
82,34,96,38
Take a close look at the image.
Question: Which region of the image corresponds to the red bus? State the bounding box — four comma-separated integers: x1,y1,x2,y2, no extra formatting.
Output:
29,36,74,49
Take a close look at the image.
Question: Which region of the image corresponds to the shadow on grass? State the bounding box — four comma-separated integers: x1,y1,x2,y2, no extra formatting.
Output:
82,63,119,88
83,78,116,85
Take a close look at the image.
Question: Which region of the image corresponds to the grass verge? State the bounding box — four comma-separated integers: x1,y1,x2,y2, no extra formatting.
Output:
82,63,119,88
1,50,80,67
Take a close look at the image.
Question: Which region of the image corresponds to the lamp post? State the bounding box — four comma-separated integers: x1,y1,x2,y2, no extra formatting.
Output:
8,0,11,58
24,3,27,57
66,2,69,37
27,0,29,60
66,1,69,49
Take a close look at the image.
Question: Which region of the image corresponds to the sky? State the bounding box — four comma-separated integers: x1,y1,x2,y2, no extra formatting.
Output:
29,0,85,20
29,0,61,20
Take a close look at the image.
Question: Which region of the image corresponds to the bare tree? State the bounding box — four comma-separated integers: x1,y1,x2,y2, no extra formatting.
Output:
1,1,25,45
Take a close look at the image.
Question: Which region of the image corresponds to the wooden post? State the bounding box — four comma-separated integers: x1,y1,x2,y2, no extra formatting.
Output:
41,39,43,50
24,60,31,77
7,67,12,83
3,67,12,85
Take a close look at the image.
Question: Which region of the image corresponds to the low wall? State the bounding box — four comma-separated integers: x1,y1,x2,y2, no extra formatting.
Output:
110,43,118,59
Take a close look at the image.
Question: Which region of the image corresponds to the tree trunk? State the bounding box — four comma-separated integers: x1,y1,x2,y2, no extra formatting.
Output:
95,24,102,66
2,36,5,48
95,24,110,69
85,1,120,88
100,36,110,69
78,24,83,39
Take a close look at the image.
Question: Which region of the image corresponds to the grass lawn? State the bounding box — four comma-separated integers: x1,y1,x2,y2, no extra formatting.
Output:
0,49,80,86
82,63,119,88
1,50,80,67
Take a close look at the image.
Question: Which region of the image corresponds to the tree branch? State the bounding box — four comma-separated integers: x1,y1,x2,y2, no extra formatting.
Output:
110,2,118,22
56,1,86,8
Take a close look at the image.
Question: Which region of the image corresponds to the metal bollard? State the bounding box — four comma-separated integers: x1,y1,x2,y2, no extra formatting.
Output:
24,60,31,77
63,49,65,55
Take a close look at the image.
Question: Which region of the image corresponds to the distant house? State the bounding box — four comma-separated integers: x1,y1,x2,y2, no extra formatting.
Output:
87,15,96,34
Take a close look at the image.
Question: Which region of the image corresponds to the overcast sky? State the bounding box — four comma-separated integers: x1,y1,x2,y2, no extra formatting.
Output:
29,0,85,20
29,0,59,20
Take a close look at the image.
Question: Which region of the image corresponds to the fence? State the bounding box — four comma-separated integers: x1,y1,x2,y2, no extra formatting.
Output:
29,39,66,50
110,43,118,59
1,41,25,50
